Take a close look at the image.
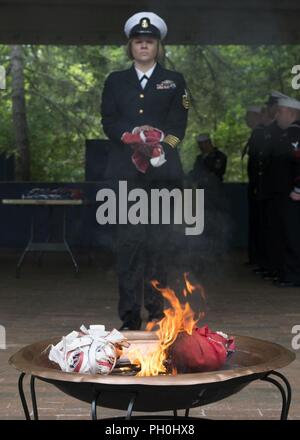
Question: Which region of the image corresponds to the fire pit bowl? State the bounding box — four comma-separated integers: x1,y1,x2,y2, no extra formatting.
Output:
9,331,295,420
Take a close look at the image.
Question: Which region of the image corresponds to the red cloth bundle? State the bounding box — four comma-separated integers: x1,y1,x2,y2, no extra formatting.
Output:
167,325,235,373
122,128,165,173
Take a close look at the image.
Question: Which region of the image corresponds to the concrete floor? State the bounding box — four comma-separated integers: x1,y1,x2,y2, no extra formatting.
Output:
0,248,299,420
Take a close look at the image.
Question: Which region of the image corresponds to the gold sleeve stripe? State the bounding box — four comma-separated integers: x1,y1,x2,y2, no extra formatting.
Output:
164,134,181,148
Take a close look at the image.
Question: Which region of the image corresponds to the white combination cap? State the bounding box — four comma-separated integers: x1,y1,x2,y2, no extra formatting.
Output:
124,12,168,40
277,97,300,110
271,90,289,99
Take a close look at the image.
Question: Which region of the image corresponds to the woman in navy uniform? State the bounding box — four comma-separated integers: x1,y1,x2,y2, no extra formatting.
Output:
101,12,189,329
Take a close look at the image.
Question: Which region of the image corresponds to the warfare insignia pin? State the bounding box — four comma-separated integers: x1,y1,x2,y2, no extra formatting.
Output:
156,80,176,90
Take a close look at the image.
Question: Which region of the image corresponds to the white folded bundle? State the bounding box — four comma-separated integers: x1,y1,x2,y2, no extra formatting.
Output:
48,325,130,375
150,149,166,167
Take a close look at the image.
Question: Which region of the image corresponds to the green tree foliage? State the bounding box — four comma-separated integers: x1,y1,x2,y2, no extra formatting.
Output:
1,44,300,181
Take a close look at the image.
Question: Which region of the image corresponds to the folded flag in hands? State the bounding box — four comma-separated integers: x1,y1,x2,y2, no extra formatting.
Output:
121,128,166,173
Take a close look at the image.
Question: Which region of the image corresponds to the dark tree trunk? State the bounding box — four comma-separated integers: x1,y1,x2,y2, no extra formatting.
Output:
10,45,30,180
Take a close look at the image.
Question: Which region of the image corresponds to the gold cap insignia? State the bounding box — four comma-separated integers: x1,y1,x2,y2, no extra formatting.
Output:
141,18,149,28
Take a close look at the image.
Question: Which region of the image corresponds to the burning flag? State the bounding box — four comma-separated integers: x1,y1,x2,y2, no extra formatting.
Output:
126,274,235,376
168,325,235,373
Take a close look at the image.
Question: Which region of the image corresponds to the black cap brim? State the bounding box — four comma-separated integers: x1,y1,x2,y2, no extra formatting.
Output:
129,24,161,39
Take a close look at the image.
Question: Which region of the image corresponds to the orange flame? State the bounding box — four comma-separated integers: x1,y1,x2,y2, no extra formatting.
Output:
126,273,205,376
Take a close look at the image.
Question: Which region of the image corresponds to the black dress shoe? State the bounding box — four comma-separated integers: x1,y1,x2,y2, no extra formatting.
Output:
119,322,130,331
119,317,142,331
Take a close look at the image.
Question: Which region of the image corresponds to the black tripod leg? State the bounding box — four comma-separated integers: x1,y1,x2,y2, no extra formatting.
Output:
16,213,35,278
18,373,31,420
30,376,39,420
91,390,137,420
62,207,79,275
270,371,292,418
91,391,101,420
126,393,137,420
261,372,290,420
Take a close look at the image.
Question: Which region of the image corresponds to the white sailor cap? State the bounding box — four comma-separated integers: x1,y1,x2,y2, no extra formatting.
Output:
124,12,168,40
271,90,289,99
197,133,210,143
266,90,289,106
247,106,262,113
277,96,300,110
